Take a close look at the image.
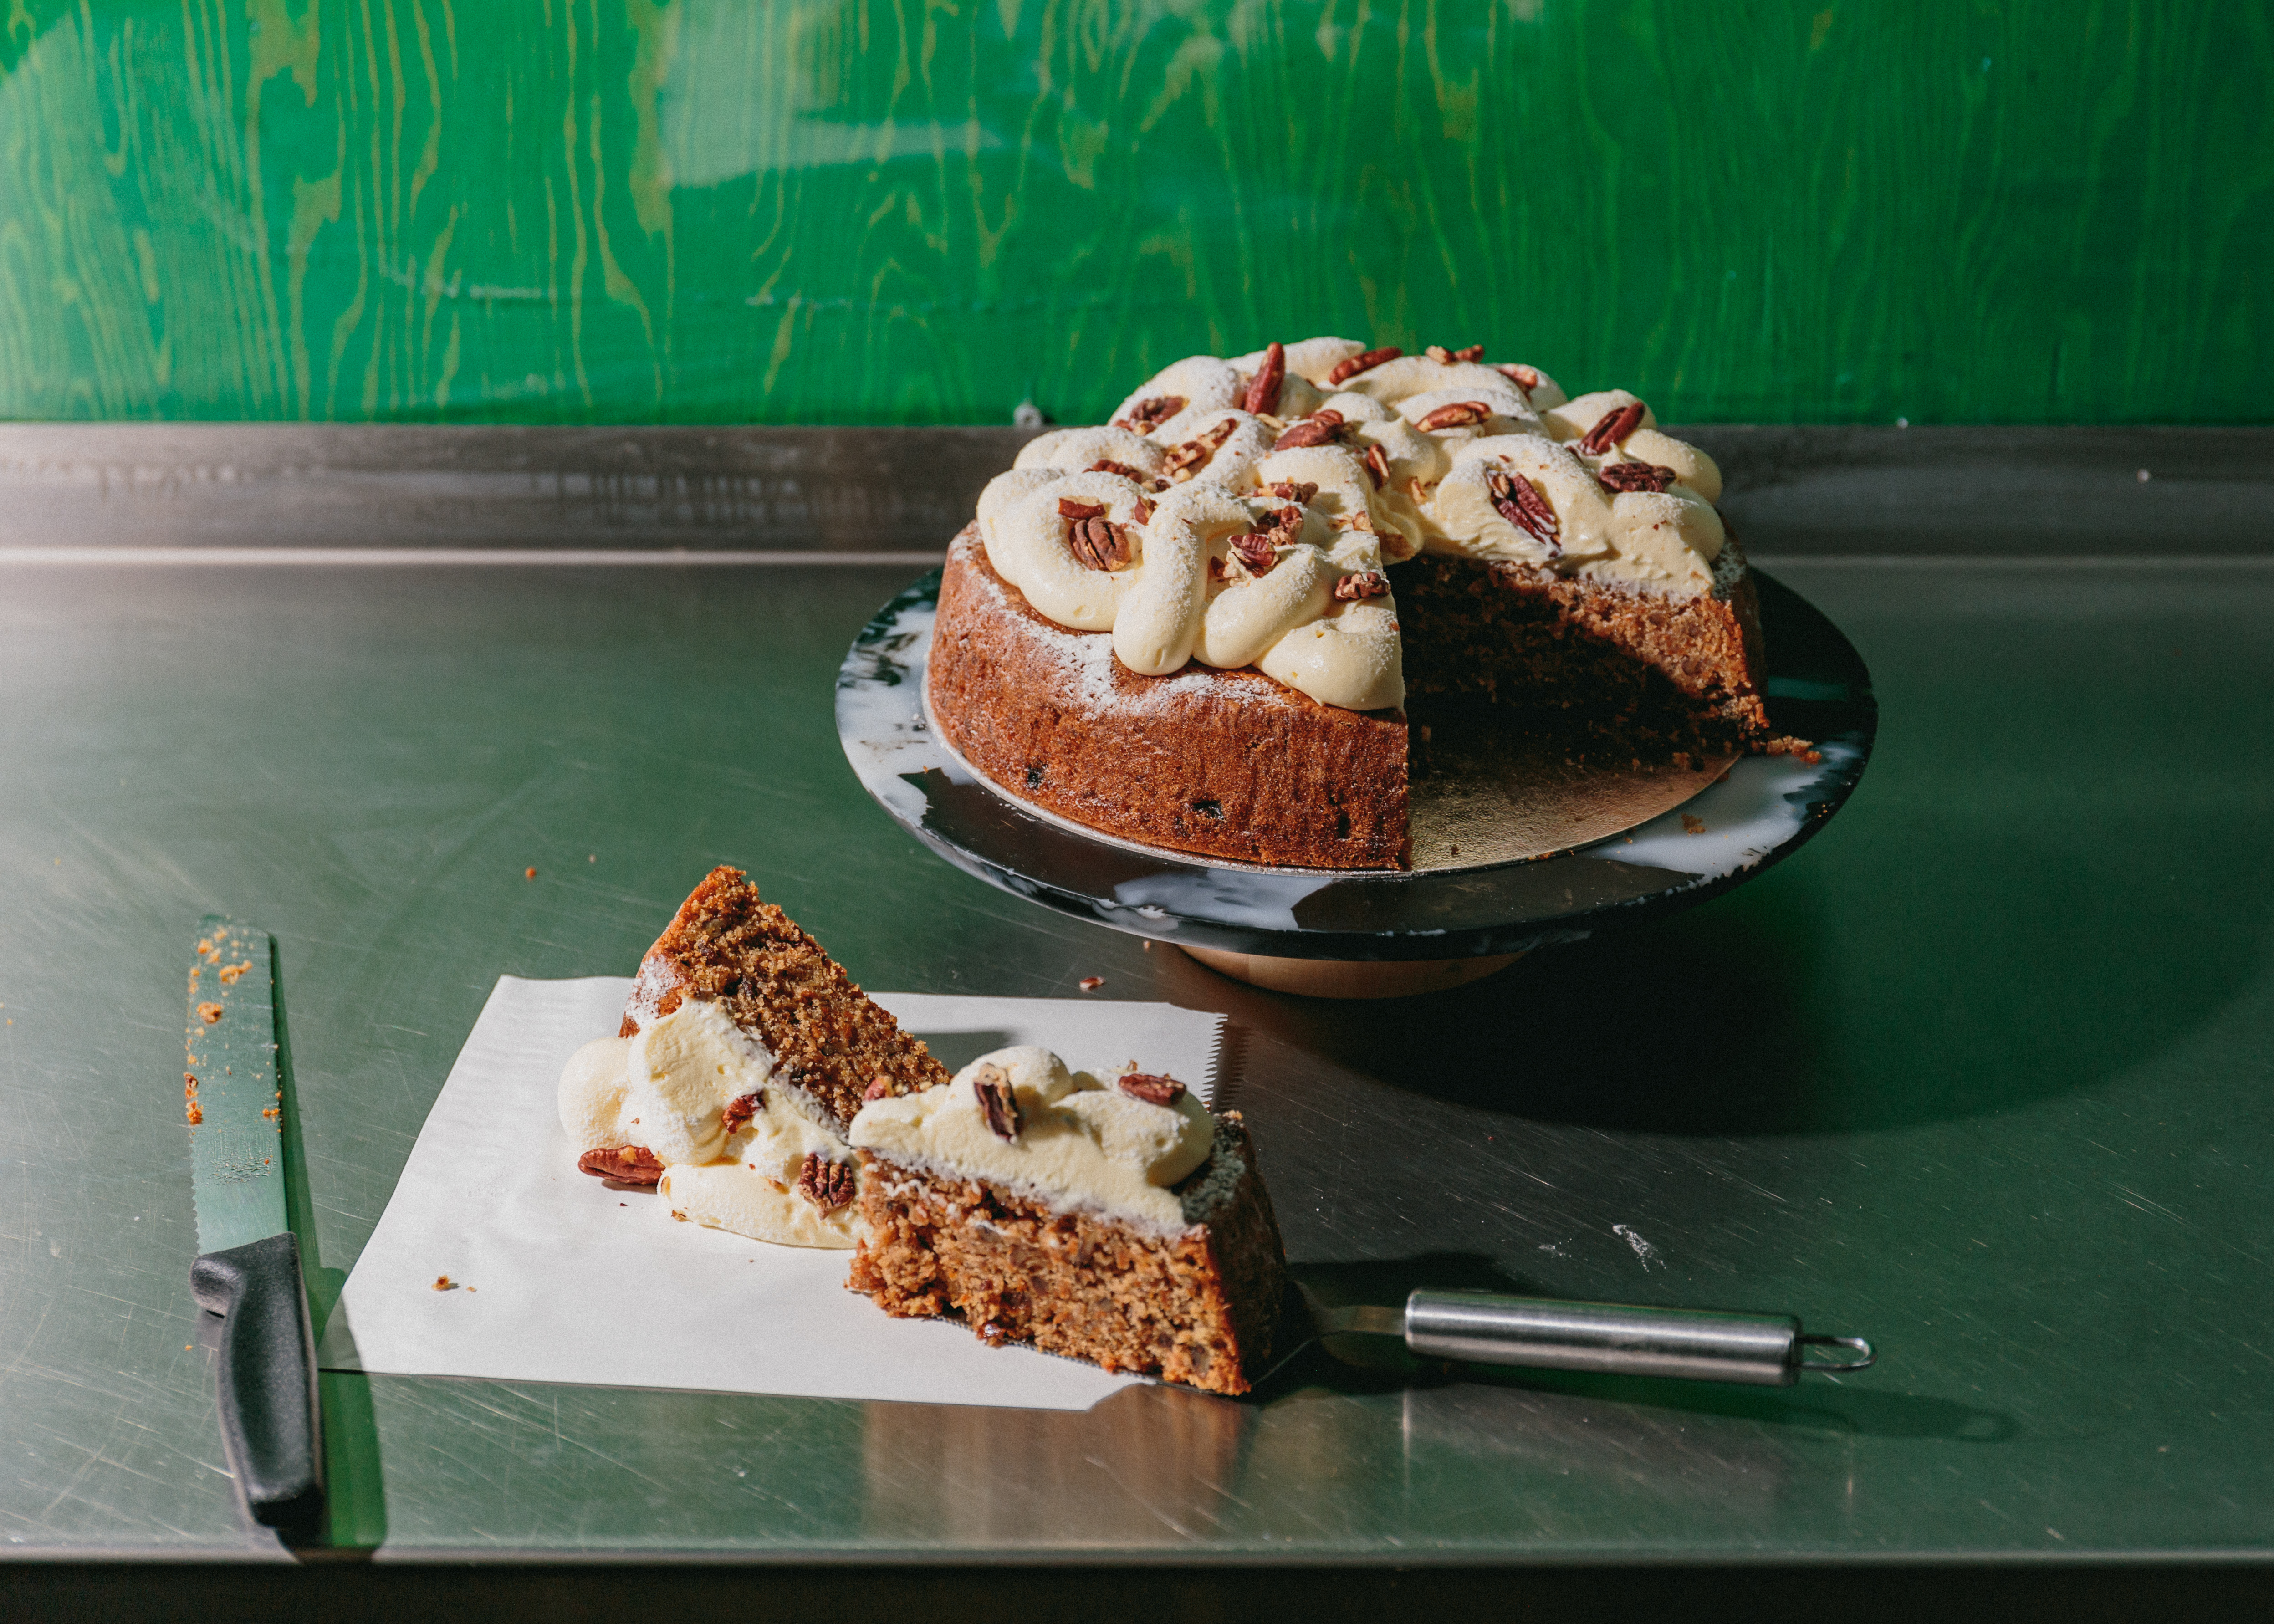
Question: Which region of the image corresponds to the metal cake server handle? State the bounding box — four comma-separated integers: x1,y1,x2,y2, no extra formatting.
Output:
1301,1284,1876,1387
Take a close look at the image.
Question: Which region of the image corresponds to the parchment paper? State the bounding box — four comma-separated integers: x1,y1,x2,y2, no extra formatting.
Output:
315,976,1224,1411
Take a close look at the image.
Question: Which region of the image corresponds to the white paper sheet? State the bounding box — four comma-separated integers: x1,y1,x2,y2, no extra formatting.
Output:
315,976,1225,1412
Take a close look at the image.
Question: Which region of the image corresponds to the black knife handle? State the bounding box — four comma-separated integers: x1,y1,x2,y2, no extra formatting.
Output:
190,1232,325,1527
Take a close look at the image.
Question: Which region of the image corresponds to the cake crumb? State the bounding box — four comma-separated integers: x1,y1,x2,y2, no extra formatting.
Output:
1078,976,1104,991
1681,814,1706,834
433,1275,455,1291
197,1001,224,1024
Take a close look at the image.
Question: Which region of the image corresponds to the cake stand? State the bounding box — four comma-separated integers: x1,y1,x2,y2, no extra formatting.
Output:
836,569,1875,998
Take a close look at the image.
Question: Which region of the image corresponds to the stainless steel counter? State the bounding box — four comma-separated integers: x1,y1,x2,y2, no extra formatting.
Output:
2,427,2271,1576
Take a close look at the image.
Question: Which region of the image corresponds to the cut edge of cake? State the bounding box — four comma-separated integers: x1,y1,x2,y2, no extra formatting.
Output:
847,1064,1289,1397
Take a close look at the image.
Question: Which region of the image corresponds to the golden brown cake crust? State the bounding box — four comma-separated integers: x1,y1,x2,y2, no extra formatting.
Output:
617,866,948,1126
845,1113,1288,1397
926,528,1411,870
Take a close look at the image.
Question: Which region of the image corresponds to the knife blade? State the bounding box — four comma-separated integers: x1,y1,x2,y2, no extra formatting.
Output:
1296,1282,1876,1387
184,917,324,1528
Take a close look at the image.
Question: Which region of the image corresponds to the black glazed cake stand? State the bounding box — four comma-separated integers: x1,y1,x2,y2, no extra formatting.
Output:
836,569,1875,998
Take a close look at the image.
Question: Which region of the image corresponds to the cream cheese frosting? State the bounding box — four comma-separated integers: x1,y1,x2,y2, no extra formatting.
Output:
979,337,1726,712
556,1001,859,1250
848,1046,1213,1234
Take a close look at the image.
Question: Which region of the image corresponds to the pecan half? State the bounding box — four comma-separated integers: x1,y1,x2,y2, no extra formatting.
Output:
1117,1072,1187,1106
1334,570,1391,601
1267,479,1318,504
1068,515,1134,571
721,1091,764,1134
1114,394,1185,433
1087,458,1147,482
797,1152,856,1212
972,1063,1022,1140
578,1146,664,1185
1271,410,1344,451
1058,497,1106,521
1579,402,1646,456
1327,345,1401,385
1362,443,1391,488
1485,468,1562,556
1595,461,1679,494
1495,363,1541,392
1425,343,1487,364
1241,340,1286,415
1162,418,1239,482
1416,400,1492,431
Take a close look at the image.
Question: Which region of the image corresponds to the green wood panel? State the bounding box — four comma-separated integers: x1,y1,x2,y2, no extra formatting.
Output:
0,1,2267,427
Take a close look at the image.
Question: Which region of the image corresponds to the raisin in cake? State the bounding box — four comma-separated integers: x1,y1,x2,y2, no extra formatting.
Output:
846,1047,1287,1396
926,336,1768,869
557,865,948,1247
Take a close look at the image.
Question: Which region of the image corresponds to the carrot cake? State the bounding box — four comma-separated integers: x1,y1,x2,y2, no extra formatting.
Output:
556,865,948,1247
847,1047,1287,1396
927,336,1768,868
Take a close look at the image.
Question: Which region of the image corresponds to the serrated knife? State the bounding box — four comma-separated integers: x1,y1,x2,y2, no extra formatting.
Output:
183,916,323,1528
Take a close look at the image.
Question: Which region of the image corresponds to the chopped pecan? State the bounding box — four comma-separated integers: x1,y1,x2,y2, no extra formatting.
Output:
1132,495,1156,524
1087,458,1147,482
1495,363,1541,392
721,1091,764,1134
1595,461,1679,494
578,1146,664,1185
796,1152,856,1211
864,1075,892,1102
1162,418,1238,482
1407,475,1431,502
1362,443,1391,488
1334,570,1391,601
1578,402,1646,456
1068,514,1134,571
1267,479,1318,504
1485,468,1562,557
1226,531,1279,576
1271,410,1344,451
972,1063,1022,1140
1327,345,1401,385
1241,340,1286,415
1416,400,1491,431
1117,1072,1187,1106
1114,394,1185,433
1058,497,1106,521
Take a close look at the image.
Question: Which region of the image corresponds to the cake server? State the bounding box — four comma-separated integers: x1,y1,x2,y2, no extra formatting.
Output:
183,917,324,1528
1297,1282,1875,1386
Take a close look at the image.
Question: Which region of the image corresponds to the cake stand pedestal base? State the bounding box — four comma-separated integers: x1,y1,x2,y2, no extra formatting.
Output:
1178,945,1523,1000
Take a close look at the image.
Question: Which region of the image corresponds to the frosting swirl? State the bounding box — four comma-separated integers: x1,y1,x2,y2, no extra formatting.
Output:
977,338,1727,710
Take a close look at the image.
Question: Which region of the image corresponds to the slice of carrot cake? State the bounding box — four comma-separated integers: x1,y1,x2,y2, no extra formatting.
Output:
557,865,948,1247
846,1047,1287,1395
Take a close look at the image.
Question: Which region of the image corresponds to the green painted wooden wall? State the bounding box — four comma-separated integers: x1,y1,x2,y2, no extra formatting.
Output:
1,1,2265,426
